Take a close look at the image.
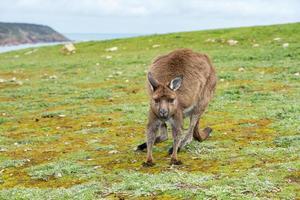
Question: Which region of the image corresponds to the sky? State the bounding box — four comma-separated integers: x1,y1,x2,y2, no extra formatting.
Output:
0,0,299,34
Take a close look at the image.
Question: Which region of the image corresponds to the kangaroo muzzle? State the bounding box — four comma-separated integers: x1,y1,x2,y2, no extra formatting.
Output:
159,108,168,118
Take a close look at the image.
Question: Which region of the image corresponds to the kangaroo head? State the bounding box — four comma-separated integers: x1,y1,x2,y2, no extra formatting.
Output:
148,72,183,120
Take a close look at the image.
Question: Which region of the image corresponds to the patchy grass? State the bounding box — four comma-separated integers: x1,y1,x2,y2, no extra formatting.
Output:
0,23,299,199
0,159,29,169
27,160,98,181
0,182,103,200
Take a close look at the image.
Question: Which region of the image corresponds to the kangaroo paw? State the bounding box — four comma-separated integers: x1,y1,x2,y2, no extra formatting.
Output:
170,159,183,165
168,147,181,155
142,161,155,167
136,142,147,151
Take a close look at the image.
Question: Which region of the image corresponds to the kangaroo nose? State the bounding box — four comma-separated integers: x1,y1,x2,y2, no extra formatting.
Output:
159,109,168,117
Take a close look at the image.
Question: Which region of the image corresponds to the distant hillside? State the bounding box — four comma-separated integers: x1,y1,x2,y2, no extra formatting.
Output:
0,22,69,46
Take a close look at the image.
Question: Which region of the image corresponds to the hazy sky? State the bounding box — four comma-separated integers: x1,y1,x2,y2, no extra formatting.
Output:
0,0,299,34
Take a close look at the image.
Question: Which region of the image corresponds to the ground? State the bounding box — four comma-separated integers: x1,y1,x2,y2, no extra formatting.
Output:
0,23,299,199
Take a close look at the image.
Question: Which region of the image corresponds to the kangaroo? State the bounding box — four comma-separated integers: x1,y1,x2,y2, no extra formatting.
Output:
137,48,217,166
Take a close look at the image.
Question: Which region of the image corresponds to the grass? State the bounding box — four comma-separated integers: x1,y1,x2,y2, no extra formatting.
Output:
0,22,299,199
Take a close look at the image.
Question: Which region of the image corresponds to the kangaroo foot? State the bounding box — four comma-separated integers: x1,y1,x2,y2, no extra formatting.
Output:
142,161,155,167
193,127,212,142
136,142,147,151
168,147,181,155
170,158,182,165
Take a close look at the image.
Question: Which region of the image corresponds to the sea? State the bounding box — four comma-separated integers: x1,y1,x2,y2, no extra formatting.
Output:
0,33,141,53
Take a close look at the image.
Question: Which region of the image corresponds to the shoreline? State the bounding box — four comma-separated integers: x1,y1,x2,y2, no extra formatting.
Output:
0,33,141,54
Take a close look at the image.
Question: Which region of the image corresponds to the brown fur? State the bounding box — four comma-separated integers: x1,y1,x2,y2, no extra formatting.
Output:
141,48,217,166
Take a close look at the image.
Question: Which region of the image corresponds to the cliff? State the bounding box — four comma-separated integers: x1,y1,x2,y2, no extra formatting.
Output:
0,22,69,46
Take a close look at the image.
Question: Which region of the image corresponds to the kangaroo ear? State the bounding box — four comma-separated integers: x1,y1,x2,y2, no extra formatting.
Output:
148,72,159,91
169,75,183,91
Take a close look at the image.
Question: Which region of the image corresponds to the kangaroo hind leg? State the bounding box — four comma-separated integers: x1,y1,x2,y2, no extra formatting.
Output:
137,123,168,151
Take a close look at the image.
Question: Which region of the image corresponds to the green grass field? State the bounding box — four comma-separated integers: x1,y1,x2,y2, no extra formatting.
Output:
0,23,299,199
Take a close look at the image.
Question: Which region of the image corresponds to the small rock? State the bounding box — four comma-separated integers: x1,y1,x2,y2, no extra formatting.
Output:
24,148,32,152
96,63,100,66
87,123,93,127
14,55,19,58
108,150,118,154
252,44,259,47
106,55,112,59
294,72,299,76
0,147,8,152
220,79,224,82
227,39,238,46
58,114,66,118
49,75,57,79
238,67,245,72
206,38,215,43
24,51,33,55
106,47,118,52
272,187,281,193
54,172,62,178
282,43,289,48
16,81,23,85
125,79,129,83
273,37,281,41
89,139,99,144
0,79,6,83
152,44,160,48
61,43,76,54
93,166,101,169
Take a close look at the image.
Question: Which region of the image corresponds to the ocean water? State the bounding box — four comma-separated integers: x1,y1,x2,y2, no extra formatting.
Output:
65,33,140,42
0,33,141,53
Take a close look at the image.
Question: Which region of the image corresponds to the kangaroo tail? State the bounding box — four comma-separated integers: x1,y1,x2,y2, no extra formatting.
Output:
193,121,212,142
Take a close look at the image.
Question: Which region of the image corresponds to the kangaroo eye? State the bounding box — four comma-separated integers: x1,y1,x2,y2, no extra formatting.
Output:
168,99,175,103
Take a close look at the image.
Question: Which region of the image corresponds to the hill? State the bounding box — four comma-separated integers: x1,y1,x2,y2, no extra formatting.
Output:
0,23,299,199
0,22,69,46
